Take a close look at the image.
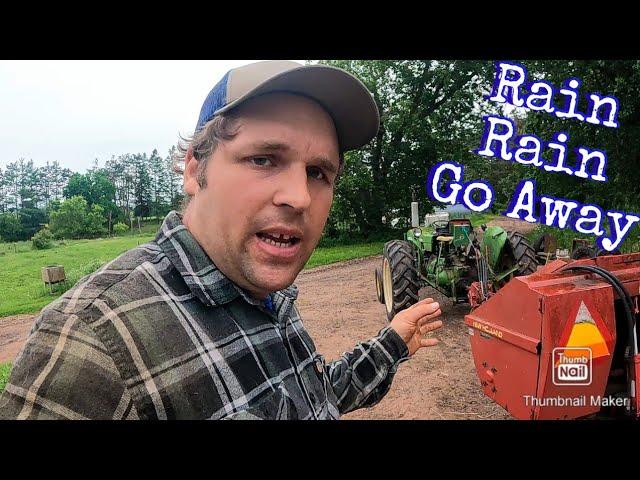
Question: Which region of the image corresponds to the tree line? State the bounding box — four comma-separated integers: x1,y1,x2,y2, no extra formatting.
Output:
317,60,640,241
0,148,183,242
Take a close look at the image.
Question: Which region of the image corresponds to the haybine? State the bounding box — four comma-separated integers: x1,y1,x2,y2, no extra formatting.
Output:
465,252,640,420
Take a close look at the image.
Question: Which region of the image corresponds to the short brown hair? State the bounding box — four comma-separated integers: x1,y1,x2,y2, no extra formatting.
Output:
173,114,241,189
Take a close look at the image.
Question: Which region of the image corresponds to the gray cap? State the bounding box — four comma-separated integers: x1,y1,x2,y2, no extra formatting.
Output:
195,60,380,152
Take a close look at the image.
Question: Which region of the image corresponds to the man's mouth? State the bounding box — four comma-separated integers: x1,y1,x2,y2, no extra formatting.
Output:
256,232,301,249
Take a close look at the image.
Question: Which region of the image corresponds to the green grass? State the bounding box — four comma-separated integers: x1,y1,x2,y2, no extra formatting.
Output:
304,242,385,269
124,221,164,236
0,229,387,318
0,234,156,317
470,212,498,228
0,362,11,394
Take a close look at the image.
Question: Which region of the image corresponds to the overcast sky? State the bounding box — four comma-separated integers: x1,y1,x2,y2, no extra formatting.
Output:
0,60,305,173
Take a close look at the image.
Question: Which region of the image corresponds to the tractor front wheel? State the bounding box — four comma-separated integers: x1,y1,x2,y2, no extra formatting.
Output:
381,240,420,321
375,267,385,304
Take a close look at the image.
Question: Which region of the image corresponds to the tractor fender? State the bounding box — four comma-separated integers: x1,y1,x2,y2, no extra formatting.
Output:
480,226,509,269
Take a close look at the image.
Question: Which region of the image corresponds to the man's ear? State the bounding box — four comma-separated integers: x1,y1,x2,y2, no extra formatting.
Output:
183,147,200,197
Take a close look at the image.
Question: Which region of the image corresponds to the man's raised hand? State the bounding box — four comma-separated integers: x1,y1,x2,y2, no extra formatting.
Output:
389,297,443,356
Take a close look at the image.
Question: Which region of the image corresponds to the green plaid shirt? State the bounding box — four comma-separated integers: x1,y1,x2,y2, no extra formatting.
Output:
0,211,409,420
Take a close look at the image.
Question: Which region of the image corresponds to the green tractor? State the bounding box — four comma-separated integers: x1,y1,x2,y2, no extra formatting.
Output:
375,203,537,321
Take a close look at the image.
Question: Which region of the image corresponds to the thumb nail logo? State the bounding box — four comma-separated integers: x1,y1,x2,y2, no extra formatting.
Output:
552,347,592,386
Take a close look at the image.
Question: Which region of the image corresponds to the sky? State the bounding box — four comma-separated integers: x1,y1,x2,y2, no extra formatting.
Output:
0,60,304,173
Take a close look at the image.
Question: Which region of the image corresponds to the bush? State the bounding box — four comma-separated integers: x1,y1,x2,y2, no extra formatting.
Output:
113,222,129,236
85,204,108,237
50,196,107,239
32,228,54,250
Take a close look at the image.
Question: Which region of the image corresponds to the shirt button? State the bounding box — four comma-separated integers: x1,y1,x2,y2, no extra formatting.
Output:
315,361,324,374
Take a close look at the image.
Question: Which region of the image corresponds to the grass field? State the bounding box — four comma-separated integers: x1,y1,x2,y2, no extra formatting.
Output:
305,242,384,269
0,234,157,317
0,233,387,318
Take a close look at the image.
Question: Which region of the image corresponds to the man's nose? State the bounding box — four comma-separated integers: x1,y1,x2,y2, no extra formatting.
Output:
272,167,312,212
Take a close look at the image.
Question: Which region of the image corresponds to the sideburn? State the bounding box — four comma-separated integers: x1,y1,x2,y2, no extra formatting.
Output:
196,159,208,189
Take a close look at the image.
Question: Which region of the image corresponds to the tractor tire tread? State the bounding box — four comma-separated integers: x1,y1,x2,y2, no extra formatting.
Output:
507,231,538,276
383,240,421,320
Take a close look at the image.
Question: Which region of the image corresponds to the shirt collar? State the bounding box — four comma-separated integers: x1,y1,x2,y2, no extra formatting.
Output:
156,211,298,310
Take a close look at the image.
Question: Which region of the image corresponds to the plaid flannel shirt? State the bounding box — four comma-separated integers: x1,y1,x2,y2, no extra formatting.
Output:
0,211,409,420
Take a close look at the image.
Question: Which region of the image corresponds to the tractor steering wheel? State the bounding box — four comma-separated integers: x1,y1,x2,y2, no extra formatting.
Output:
432,220,449,230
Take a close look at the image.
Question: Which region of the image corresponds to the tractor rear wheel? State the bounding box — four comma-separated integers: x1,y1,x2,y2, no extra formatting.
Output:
507,231,538,276
381,240,420,321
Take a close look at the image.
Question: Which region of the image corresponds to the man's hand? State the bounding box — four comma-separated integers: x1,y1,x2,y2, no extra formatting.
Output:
389,298,443,356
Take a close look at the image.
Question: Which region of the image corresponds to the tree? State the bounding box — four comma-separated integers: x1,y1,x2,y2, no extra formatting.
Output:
148,149,167,220
2,160,20,214
104,154,135,222
0,214,23,242
85,204,108,237
515,60,640,213
51,162,73,204
49,196,106,239
19,207,48,240
0,158,72,235
2,144,181,241
317,60,495,233
133,153,152,218
63,170,118,229
64,171,116,208
63,173,92,202
0,166,6,214
165,147,184,211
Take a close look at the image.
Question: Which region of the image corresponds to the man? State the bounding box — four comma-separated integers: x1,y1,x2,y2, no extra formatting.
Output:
0,61,442,420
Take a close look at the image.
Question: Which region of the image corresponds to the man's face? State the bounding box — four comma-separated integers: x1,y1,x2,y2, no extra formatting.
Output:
183,93,340,300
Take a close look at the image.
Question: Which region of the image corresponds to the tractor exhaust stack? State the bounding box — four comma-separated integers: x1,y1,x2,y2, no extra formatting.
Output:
411,202,420,228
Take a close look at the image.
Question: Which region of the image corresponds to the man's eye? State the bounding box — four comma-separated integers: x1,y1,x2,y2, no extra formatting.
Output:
308,167,326,181
251,156,272,167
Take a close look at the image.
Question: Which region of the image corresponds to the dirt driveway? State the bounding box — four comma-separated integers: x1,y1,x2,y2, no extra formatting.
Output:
0,315,34,364
299,216,536,420
0,217,537,419
295,256,511,420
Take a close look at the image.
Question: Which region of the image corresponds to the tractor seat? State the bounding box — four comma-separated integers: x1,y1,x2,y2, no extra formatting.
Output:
436,235,454,243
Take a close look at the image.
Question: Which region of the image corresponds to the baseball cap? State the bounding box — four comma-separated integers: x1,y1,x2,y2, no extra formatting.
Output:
195,60,380,152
